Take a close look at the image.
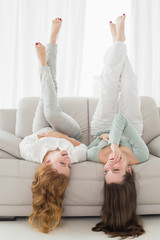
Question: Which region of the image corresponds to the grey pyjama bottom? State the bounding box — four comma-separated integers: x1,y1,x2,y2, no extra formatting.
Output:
32,43,82,141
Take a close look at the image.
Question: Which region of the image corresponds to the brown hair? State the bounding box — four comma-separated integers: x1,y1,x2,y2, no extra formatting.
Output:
28,164,69,233
92,171,145,239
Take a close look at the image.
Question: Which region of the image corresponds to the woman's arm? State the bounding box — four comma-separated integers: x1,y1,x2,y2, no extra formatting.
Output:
108,114,149,163
37,131,82,146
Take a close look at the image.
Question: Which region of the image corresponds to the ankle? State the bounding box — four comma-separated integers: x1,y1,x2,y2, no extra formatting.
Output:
50,37,56,44
115,34,125,42
40,60,47,66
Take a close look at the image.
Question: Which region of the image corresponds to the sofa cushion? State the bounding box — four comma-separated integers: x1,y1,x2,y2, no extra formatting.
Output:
0,129,22,158
15,97,39,139
148,136,160,157
88,97,98,144
0,155,160,207
0,150,16,159
132,154,160,205
0,109,16,134
15,97,89,145
141,96,160,144
0,159,104,206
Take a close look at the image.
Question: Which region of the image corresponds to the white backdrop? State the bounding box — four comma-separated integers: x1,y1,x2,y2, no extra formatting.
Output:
0,0,160,108
129,0,160,106
0,0,86,108
80,0,131,97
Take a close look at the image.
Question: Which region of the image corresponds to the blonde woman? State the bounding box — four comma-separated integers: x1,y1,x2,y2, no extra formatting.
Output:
19,18,87,233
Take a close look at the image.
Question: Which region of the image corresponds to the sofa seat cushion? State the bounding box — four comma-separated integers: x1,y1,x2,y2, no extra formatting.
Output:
0,156,160,207
132,154,160,178
0,159,104,206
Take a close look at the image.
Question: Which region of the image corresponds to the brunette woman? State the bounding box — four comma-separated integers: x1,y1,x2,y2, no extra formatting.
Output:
87,14,149,238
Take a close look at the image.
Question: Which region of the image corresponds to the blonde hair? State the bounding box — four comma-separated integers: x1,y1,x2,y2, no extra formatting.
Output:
29,164,69,233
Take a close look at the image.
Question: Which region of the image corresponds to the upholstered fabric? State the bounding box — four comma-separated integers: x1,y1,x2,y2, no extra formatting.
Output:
0,96,160,217
0,150,16,159
148,136,160,157
0,109,16,134
140,96,160,144
15,97,89,146
0,129,21,158
0,155,160,215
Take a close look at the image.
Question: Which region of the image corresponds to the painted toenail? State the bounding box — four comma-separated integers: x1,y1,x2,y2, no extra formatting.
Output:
109,21,112,23
123,14,125,15
35,42,39,45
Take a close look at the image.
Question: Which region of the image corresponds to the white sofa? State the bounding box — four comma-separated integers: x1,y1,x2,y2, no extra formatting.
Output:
0,96,160,218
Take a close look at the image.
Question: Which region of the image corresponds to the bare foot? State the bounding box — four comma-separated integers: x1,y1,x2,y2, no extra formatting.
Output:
50,18,62,43
35,42,47,66
109,21,116,42
115,14,126,42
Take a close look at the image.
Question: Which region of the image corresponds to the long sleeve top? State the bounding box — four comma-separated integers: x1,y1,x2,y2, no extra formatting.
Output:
19,127,87,164
87,114,149,163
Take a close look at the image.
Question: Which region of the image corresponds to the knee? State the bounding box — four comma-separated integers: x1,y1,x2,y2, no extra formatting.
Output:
44,109,60,124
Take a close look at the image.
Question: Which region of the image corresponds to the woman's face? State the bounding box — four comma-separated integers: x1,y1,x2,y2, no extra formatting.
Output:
104,153,131,184
44,150,71,177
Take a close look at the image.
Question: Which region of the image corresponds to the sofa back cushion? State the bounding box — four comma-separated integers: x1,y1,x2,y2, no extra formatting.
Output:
15,96,160,146
141,96,160,144
15,97,89,145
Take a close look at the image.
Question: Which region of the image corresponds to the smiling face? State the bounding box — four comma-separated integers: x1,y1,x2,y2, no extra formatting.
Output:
44,150,71,177
104,153,131,184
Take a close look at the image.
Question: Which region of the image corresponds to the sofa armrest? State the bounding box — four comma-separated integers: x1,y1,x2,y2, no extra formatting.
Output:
0,129,22,158
0,109,16,134
148,135,160,157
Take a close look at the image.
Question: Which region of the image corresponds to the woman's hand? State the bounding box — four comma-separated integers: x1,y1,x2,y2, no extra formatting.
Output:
38,131,68,139
99,133,110,142
110,143,123,163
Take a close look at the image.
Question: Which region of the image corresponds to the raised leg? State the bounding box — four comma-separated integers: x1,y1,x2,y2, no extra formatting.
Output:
32,19,62,133
32,43,58,133
91,41,127,137
91,14,130,137
119,57,143,135
46,18,63,92
33,19,82,140
39,64,82,140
